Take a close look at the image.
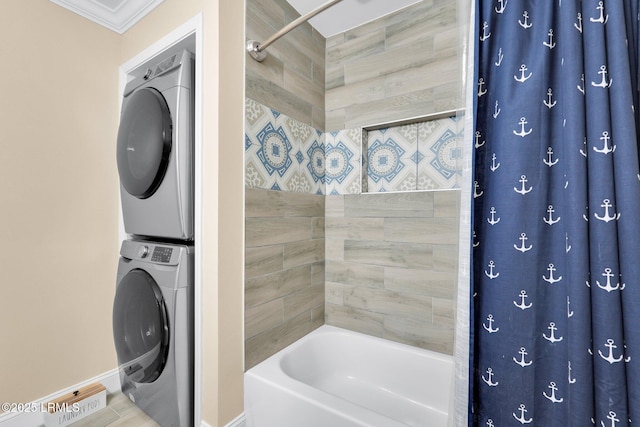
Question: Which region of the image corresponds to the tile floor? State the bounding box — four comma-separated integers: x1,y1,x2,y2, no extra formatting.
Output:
56,392,160,427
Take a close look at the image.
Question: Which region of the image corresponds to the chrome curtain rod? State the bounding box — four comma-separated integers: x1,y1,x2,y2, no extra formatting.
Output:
247,0,344,62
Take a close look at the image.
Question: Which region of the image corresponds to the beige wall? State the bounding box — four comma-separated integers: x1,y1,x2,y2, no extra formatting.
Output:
1,1,120,405
1,1,246,426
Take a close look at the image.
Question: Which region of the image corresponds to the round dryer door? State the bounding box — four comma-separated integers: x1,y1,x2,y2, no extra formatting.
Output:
116,87,172,199
112,268,169,384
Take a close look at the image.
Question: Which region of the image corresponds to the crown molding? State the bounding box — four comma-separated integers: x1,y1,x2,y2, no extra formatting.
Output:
50,0,164,34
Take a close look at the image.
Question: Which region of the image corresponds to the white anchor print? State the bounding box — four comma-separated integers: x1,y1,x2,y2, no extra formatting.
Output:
514,175,533,195
583,205,590,222
543,29,556,49
544,88,557,109
487,207,501,225
566,233,572,253
493,100,501,118
594,199,620,222
519,11,532,29
593,131,616,154
490,153,500,171
514,290,532,310
474,181,484,198
543,322,563,343
514,232,533,253
567,296,574,318
543,147,559,166
592,65,613,88
480,21,491,41
495,48,504,66
596,268,625,292
598,339,624,364
486,420,495,427
580,137,588,157
543,263,562,284
543,381,564,403
513,347,533,367
601,411,619,427
574,12,583,32
568,361,576,384
513,117,532,137
590,1,609,24
512,404,533,424
473,230,480,248
478,78,488,97
577,74,585,94
485,260,499,279
624,344,631,363
514,64,532,83
475,131,486,148
494,0,507,14
483,314,500,333
482,367,499,386
544,204,561,225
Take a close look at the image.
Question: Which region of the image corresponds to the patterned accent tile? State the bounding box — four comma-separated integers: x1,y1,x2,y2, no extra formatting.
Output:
417,116,462,190
367,125,417,192
325,129,362,195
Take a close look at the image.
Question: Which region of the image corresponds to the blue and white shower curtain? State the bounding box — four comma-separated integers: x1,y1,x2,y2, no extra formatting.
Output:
471,0,640,425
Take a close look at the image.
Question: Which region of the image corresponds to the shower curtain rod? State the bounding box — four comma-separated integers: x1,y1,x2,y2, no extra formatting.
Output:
246,0,344,62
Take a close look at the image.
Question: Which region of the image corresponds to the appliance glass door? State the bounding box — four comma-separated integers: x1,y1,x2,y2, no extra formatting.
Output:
116,87,172,199
113,268,169,383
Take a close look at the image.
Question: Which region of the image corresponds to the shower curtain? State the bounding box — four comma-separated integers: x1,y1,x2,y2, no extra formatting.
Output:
470,0,640,425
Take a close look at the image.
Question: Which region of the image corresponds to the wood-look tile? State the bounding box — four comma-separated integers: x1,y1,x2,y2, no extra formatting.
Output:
283,239,324,269
326,76,386,112
344,240,433,269
325,238,344,261
325,303,384,338
245,73,313,127
284,67,324,113
325,195,344,217
245,245,283,279
384,217,459,244
383,316,454,355
325,217,384,240
384,57,459,98
245,298,284,339
245,187,285,218
245,312,312,369
343,285,432,320
247,0,285,33
325,108,347,132
344,192,433,218
384,267,456,299
325,260,384,288
284,192,324,217
434,190,461,217
311,306,324,330
327,28,385,65
284,284,324,321
326,63,345,92
432,244,458,272
312,217,325,239
344,89,437,129
325,281,345,305
432,297,455,327
245,217,312,247
311,261,325,286
245,264,311,308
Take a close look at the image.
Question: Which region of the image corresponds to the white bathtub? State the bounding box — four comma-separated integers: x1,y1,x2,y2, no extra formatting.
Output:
244,325,453,427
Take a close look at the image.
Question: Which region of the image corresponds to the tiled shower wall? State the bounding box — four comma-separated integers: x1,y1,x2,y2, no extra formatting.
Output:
325,191,460,354
325,0,460,131
244,188,325,369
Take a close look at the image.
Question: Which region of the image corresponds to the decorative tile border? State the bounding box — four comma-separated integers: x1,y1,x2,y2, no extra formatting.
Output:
245,99,462,195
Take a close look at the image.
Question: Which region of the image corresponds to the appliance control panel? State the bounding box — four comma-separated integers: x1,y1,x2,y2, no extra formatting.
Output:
120,240,184,266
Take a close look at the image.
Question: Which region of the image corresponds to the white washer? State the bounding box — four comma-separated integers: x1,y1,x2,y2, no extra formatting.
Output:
112,239,193,427
117,49,194,241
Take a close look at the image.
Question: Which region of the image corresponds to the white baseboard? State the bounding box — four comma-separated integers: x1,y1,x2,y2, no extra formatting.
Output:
224,413,246,427
0,369,120,427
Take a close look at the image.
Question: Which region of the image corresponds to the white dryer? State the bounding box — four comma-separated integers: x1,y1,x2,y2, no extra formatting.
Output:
112,239,193,427
117,49,194,241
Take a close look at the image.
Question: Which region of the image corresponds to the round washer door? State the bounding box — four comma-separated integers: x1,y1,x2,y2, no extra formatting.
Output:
112,268,169,384
116,87,172,199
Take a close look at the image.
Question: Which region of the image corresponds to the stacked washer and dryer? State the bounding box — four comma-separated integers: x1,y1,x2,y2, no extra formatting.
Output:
113,49,195,427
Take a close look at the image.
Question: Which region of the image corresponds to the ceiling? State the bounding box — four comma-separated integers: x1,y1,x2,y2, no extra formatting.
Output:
285,0,422,38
